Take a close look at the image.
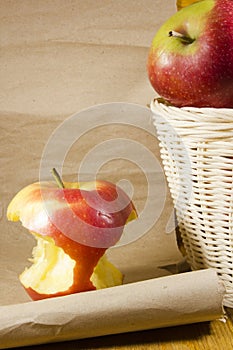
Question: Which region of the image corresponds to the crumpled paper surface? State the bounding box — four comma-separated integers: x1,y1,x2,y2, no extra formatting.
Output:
0,1,226,348
0,269,225,349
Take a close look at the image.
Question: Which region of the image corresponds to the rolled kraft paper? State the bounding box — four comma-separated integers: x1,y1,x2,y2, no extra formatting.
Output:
0,269,225,349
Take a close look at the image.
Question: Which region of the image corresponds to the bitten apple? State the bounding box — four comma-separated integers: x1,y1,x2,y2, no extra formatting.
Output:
147,0,233,108
7,177,137,300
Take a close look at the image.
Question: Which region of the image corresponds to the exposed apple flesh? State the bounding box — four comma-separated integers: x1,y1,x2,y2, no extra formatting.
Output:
20,233,122,300
7,180,136,300
148,0,233,108
20,234,77,296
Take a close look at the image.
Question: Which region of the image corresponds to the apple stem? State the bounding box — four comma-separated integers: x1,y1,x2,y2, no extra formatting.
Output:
51,168,65,188
168,30,194,44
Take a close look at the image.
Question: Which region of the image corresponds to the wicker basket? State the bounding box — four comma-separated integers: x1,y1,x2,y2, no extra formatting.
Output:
151,99,233,308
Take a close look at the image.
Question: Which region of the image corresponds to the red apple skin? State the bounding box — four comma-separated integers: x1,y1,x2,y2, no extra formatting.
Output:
147,0,233,108
7,180,136,299
7,180,135,248
24,288,77,301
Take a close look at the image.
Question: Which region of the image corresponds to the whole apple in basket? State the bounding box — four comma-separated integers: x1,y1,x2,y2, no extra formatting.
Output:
7,169,137,300
147,0,233,108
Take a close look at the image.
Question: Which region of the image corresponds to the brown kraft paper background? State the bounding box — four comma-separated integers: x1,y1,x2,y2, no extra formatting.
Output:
0,1,226,348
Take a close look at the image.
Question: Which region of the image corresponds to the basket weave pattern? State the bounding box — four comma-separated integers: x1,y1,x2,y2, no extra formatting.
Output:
151,99,233,308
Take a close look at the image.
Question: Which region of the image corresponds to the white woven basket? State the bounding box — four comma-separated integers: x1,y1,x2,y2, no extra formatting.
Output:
151,99,233,308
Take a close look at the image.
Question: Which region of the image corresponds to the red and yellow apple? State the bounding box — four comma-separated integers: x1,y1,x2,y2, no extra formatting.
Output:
147,0,233,108
7,178,137,300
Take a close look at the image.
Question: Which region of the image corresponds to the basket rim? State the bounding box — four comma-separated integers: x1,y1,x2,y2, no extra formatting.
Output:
151,98,233,124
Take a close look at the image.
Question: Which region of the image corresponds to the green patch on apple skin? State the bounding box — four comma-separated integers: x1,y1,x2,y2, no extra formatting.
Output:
150,0,215,56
